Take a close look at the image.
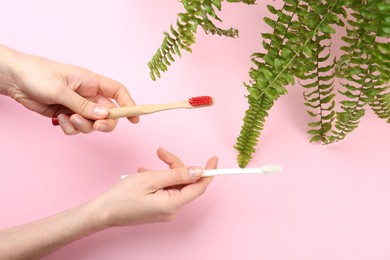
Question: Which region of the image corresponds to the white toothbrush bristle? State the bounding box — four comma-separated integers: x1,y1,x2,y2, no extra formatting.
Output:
261,165,282,174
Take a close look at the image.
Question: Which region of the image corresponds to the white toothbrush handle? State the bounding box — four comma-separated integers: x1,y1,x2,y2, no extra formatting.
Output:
203,168,265,176
203,165,281,176
120,165,281,180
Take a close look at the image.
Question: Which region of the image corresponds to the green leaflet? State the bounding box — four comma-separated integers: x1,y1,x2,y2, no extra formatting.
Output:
148,0,255,80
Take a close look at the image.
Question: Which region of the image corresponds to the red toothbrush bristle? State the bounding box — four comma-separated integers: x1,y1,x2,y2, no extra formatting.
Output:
188,96,214,107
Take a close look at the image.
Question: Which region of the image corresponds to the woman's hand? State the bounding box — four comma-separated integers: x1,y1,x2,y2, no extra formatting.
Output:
0,45,139,135
92,147,217,227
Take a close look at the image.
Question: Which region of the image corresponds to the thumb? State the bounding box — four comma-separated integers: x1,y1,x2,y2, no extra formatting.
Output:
153,166,204,189
58,88,109,119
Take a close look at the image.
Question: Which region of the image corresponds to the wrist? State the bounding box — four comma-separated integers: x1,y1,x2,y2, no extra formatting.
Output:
82,198,113,231
0,45,21,96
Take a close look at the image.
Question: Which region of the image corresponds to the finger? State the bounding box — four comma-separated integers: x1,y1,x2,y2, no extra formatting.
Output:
57,87,109,120
157,147,185,169
92,95,118,132
198,156,218,185
69,114,94,134
205,156,218,170
57,114,80,135
92,118,117,132
170,156,218,191
94,74,139,124
151,166,203,190
62,95,112,133
137,167,149,173
174,156,218,207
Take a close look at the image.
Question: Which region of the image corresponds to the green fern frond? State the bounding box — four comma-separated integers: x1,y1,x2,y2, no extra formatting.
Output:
369,39,390,121
329,0,389,143
235,94,274,168
301,55,336,143
148,13,198,81
296,2,340,144
234,1,300,167
235,0,346,167
148,0,256,80
328,81,369,143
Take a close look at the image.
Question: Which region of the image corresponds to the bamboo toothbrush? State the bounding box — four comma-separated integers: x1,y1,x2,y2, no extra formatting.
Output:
120,165,282,180
52,96,215,125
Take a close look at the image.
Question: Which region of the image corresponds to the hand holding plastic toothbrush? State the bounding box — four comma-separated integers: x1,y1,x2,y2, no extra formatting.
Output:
0,147,217,258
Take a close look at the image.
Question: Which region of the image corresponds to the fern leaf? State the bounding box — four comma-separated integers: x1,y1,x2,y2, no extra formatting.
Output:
148,0,255,80
236,0,345,167
329,0,389,143
302,68,336,144
297,4,338,144
235,95,274,168
369,31,390,120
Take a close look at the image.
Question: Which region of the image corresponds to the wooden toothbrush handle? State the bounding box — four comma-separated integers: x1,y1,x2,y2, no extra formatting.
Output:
107,106,147,118
107,104,181,119
52,102,190,125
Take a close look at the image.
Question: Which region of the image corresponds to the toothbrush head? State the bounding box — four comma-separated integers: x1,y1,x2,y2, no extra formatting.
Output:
188,96,215,107
261,165,282,174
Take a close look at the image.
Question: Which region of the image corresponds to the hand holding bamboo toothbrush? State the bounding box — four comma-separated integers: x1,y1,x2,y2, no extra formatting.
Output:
52,95,215,125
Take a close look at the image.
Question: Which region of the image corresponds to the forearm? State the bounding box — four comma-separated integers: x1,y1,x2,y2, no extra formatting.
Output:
0,45,20,96
0,200,108,259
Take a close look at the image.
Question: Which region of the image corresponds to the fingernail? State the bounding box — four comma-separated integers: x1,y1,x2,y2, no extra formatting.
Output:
189,166,203,179
93,106,109,117
96,124,107,131
70,116,82,126
57,114,67,125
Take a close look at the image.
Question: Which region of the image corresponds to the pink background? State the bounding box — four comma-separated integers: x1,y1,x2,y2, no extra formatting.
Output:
1,1,390,259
